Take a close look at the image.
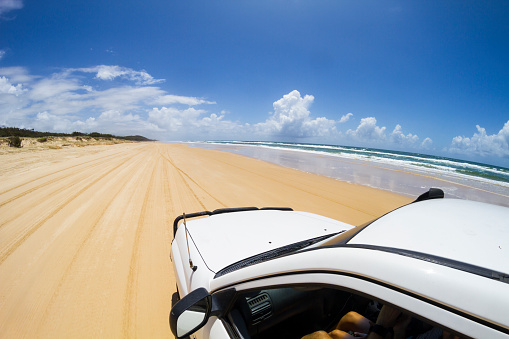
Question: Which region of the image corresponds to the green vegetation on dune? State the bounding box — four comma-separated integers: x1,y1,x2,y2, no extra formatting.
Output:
7,135,22,148
0,127,153,143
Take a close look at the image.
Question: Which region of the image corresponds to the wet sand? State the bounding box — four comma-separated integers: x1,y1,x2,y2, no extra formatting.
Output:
190,143,509,207
0,142,410,338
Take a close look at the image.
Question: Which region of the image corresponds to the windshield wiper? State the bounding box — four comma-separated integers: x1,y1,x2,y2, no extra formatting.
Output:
214,232,343,278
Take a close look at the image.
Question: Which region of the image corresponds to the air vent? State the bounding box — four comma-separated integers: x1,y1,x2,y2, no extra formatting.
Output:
246,292,272,325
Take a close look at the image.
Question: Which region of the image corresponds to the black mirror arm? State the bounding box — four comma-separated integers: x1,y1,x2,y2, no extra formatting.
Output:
210,288,237,318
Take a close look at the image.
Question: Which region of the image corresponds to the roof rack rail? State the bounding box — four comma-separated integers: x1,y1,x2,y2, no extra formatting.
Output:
172,207,293,236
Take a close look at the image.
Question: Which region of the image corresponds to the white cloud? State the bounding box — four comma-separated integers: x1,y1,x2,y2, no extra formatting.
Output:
72,65,165,85
0,66,35,83
148,107,242,139
421,137,433,149
390,124,419,145
345,118,434,150
0,72,29,126
339,113,353,123
255,90,336,138
0,75,25,95
346,117,386,141
152,94,216,106
94,65,126,80
450,121,509,158
0,66,453,156
0,50,5,60
98,110,139,122
35,111,75,131
87,86,164,112
95,110,162,134
149,107,203,131
32,110,162,136
0,0,23,16
29,77,81,101
0,66,218,138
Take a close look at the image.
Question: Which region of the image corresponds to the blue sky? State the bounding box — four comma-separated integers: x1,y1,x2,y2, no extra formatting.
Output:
1,0,508,166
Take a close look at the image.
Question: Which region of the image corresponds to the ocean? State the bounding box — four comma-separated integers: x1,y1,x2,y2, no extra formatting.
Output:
188,141,509,207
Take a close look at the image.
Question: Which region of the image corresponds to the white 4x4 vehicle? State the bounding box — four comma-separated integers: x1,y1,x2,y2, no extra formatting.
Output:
169,189,509,339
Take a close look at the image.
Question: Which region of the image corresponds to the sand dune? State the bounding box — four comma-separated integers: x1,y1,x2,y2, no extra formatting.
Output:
0,142,410,338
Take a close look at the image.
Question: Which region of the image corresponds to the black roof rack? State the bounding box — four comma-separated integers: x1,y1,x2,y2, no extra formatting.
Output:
172,207,293,236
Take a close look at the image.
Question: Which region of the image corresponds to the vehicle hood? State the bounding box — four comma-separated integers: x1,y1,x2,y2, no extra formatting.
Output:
186,210,354,273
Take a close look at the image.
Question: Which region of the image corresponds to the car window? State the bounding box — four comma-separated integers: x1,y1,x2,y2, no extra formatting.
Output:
221,285,467,339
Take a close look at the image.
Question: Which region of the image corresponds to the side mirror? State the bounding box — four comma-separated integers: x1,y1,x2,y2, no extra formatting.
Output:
170,288,211,338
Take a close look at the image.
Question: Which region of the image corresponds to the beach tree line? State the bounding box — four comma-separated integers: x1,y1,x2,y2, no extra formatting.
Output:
1,127,152,148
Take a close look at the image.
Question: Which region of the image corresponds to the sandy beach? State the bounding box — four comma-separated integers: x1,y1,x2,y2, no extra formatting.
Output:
0,142,410,338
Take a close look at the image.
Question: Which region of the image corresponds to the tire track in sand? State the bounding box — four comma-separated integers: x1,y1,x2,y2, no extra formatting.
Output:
122,155,158,337
213,156,377,216
37,149,152,333
0,150,144,265
0,151,142,229
0,149,127,200
159,148,226,209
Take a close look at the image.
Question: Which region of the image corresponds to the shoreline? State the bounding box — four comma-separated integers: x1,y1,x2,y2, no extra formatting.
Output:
186,142,509,207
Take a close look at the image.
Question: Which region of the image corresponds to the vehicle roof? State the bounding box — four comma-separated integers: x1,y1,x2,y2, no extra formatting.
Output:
347,198,509,274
